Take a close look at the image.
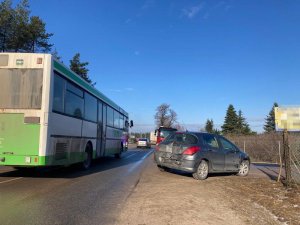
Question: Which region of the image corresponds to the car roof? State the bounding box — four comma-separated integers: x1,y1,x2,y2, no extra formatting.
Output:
175,131,210,135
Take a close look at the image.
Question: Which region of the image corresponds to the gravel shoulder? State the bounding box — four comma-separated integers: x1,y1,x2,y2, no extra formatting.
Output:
116,157,299,225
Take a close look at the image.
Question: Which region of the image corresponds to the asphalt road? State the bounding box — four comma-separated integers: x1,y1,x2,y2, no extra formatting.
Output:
0,148,153,225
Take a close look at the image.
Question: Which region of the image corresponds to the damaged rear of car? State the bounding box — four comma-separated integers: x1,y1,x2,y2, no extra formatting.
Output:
154,132,250,180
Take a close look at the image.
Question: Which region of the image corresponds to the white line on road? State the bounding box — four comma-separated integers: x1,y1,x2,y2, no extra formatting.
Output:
0,177,23,184
124,152,139,159
127,150,154,173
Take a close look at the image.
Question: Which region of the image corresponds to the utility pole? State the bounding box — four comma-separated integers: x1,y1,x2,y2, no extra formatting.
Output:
283,129,292,187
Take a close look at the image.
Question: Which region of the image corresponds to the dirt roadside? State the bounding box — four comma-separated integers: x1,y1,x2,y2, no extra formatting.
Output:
116,157,299,225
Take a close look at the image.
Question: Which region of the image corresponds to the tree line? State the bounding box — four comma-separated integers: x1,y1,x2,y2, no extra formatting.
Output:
206,103,278,135
155,102,279,135
0,0,93,85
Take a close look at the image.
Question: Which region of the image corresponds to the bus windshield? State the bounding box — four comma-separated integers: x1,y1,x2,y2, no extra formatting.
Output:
0,68,43,109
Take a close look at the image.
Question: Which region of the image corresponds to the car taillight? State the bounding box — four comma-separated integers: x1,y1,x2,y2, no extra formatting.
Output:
183,146,200,155
157,137,162,144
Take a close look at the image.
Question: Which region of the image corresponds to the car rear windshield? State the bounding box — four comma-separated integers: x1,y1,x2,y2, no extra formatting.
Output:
139,138,147,141
160,130,175,138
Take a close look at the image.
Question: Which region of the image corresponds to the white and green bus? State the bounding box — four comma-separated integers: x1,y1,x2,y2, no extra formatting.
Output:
0,53,132,169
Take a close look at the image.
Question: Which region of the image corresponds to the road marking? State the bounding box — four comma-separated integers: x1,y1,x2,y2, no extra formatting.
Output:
140,150,154,161
0,177,23,184
127,150,154,173
124,152,139,159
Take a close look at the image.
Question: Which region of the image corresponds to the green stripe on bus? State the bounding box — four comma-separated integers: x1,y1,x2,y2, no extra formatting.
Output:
0,147,120,167
0,152,86,166
0,114,40,157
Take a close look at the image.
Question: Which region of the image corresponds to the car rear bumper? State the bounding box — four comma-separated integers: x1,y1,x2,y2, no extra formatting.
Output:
154,151,197,173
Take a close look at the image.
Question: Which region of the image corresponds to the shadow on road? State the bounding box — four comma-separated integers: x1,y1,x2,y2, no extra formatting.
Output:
253,163,282,181
0,149,153,179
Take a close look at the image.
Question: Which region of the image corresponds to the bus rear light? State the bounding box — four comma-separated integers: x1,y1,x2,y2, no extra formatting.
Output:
34,157,38,163
37,58,43,64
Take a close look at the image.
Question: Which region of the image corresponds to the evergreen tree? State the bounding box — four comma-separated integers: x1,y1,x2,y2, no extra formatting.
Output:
52,48,62,62
70,53,93,85
0,0,53,52
205,119,214,133
264,102,278,132
213,129,221,135
26,16,53,52
0,0,14,52
237,110,251,135
8,0,30,52
221,104,238,134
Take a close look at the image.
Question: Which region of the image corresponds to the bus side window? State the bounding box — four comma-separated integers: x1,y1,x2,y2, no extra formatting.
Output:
84,92,97,122
53,74,65,113
65,82,84,118
107,106,114,127
113,110,120,128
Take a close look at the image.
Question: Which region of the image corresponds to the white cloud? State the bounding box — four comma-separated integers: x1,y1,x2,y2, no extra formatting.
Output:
182,3,205,19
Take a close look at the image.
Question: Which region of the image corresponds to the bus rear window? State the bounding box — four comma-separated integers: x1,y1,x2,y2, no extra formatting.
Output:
0,69,43,109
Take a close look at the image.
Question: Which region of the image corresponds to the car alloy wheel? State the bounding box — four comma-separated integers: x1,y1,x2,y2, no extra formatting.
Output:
193,160,208,180
238,160,249,176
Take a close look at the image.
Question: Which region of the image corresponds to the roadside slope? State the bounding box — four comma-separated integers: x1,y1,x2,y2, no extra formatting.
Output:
117,157,282,225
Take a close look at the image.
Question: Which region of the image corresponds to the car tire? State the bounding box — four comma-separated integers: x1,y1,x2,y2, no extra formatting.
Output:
157,165,166,172
192,160,209,180
82,144,92,170
237,160,250,176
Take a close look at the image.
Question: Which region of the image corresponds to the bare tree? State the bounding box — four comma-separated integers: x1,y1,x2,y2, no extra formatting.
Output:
175,123,185,131
154,103,178,128
166,109,177,128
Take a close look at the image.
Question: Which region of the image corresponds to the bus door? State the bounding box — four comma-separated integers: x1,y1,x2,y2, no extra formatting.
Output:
97,102,107,157
102,105,107,156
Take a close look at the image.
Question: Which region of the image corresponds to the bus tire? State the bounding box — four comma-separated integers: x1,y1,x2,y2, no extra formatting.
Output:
82,143,93,170
115,143,124,159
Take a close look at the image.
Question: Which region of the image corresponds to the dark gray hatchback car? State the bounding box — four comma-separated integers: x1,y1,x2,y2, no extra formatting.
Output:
154,132,250,180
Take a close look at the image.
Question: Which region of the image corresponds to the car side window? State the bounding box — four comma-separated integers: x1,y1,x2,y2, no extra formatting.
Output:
202,134,219,148
182,134,198,145
219,137,237,151
174,134,184,143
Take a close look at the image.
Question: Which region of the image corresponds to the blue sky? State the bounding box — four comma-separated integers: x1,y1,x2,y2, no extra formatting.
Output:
26,0,300,132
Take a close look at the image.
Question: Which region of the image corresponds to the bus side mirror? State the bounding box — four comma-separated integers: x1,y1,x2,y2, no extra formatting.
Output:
130,120,134,128
154,129,157,136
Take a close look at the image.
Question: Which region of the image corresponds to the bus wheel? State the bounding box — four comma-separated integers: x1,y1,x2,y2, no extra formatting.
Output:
115,143,124,159
82,144,92,170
